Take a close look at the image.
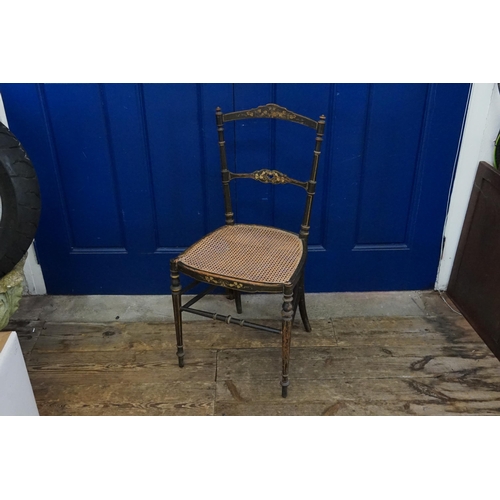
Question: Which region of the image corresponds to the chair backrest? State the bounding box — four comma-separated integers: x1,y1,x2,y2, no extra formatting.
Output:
215,103,326,242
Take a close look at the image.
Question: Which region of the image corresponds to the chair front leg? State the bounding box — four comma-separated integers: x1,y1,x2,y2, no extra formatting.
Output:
281,284,294,398
170,263,184,368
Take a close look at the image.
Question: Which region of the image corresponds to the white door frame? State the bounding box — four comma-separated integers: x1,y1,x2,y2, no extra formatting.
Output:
436,83,500,290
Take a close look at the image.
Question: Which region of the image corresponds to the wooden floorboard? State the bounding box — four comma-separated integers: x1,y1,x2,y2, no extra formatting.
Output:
11,309,500,416
333,316,483,346
215,375,500,404
33,381,215,416
214,399,500,416
32,319,335,352
28,348,217,384
216,345,498,381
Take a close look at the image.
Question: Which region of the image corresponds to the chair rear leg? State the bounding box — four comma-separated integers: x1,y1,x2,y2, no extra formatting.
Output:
291,281,301,325
293,272,311,332
281,285,294,398
298,290,312,332
226,288,243,314
297,273,312,332
234,290,243,314
170,263,184,368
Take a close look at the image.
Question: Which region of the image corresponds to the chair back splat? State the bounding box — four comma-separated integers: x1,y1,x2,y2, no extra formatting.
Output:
215,103,326,242
171,103,326,398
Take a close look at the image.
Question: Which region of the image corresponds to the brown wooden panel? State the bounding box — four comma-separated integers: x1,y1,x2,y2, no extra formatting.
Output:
448,162,500,359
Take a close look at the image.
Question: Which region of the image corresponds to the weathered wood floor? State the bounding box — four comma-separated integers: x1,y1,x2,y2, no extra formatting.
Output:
9,294,500,416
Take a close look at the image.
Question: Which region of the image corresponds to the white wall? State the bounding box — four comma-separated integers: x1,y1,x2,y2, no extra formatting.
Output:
436,83,500,290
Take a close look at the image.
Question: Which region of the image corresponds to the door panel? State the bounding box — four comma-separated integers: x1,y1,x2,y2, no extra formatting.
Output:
355,84,428,246
141,84,206,248
0,83,470,293
325,83,470,291
42,84,126,250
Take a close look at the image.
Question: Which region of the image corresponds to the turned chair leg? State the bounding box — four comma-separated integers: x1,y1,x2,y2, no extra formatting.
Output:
170,263,184,368
281,284,294,398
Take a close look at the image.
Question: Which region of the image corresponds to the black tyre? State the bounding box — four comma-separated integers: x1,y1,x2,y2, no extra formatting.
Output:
0,121,41,278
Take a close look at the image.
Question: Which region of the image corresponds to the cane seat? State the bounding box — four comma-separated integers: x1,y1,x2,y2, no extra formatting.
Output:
176,224,304,285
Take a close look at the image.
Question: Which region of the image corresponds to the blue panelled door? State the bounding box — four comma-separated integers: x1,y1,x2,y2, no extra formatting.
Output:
0,84,469,293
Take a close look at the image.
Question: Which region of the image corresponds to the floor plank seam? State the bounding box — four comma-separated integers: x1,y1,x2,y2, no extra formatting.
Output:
329,317,339,345
26,320,46,365
410,294,428,316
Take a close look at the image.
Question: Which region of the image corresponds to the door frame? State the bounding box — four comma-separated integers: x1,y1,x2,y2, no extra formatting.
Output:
436,83,500,290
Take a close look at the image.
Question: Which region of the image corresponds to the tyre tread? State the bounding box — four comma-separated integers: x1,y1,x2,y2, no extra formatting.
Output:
0,122,41,278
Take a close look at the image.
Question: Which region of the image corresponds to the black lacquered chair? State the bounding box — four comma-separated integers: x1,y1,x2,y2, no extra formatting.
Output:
170,103,326,397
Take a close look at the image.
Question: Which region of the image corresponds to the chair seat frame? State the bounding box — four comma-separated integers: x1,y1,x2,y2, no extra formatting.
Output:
170,103,326,398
